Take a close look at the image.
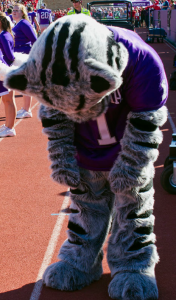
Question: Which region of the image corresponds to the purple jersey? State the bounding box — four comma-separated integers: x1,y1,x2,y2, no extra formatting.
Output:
0,31,14,65
5,12,13,22
12,19,37,54
37,9,52,25
0,31,14,95
75,26,168,171
28,11,36,27
9,14,13,22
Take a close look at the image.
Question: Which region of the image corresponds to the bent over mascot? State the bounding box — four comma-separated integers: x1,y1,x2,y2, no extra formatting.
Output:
2,14,168,300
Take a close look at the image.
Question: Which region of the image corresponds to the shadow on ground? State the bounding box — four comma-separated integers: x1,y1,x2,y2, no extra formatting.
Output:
0,274,111,300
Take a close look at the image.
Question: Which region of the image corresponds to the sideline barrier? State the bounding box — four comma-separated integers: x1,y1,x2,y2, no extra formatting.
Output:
153,10,176,44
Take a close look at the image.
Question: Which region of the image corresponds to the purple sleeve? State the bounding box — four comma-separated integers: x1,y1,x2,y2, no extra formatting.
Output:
19,21,37,45
123,49,168,112
108,26,168,112
1,35,14,64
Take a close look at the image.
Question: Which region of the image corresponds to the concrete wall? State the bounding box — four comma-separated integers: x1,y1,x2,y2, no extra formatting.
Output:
153,9,176,44
44,0,91,10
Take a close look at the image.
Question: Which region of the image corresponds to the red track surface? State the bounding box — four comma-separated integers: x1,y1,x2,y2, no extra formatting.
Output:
0,28,176,300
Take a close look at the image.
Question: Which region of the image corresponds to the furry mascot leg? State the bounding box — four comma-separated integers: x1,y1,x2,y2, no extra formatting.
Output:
108,186,158,300
107,106,167,300
43,168,114,290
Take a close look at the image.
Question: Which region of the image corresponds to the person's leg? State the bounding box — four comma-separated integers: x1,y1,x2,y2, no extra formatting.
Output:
43,168,114,290
2,91,16,129
16,95,33,119
40,25,48,33
40,27,45,33
23,95,32,112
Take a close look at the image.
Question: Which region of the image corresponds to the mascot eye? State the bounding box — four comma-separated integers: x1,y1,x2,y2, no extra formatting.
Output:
90,75,110,93
8,74,28,91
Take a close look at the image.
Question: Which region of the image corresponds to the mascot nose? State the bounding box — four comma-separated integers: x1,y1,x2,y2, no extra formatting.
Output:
7,74,28,91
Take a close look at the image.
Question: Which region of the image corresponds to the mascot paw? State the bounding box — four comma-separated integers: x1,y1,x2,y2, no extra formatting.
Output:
108,272,158,300
43,260,102,291
52,169,80,188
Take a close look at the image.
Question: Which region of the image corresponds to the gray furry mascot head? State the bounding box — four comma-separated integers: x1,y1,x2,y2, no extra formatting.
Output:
4,14,128,122
2,13,168,300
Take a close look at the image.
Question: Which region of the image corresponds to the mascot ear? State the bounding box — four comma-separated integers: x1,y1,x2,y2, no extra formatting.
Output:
84,58,123,94
7,73,28,91
4,63,28,91
4,59,37,94
0,52,29,91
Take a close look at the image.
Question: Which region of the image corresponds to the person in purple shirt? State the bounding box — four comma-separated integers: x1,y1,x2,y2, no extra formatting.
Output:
6,8,14,23
37,3,52,33
12,3,37,119
27,6,40,35
5,9,14,29
0,12,16,137
3,15,168,300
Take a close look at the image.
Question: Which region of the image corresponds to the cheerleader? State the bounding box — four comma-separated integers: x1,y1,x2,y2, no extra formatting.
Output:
12,4,37,119
0,12,16,137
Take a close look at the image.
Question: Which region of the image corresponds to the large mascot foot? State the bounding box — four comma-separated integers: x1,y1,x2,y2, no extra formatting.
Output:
108,272,158,300
43,260,103,291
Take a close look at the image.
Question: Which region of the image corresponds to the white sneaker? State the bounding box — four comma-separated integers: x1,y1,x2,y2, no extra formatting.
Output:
0,125,16,137
16,108,32,119
0,124,6,132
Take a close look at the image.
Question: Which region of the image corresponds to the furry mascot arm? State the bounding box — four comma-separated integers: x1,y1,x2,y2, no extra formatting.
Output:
109,106,168,193
38,104,80,188
0,52,29,81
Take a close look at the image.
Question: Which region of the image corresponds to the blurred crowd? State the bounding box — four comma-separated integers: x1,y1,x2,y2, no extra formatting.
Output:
0,1,85,21
0,0,175,21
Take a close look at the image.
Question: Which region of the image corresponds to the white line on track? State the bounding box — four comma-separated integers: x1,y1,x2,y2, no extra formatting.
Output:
0,101,39,143
164,40,176,53
168,111,176,133
29,190,70,300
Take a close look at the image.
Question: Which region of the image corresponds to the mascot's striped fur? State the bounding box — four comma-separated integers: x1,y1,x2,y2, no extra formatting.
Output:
4,14,128,122
3,14,167,300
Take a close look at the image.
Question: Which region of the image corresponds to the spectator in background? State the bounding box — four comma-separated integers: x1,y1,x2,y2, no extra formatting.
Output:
5,7,14,28
37,3,52,33
27,6,40,34
31,0,37,10
145,7,149,28
0,12,16,137
134,8,140,27
132,7,136,24
162,0,169,9
6,8,13,22
140,7,146,27
170,0,176,9
12,3,37,119
54,10,63,20
107,9,113,18
96,8,102,19
67,0,90,16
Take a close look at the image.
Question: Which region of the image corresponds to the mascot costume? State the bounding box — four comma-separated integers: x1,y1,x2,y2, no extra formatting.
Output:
0,14,168,300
